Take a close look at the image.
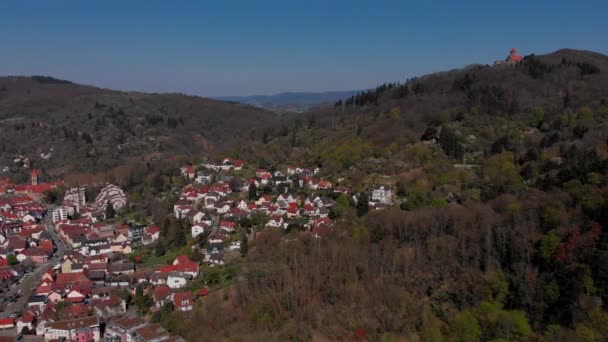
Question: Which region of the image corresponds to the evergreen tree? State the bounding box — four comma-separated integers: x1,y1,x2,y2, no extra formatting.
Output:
190,247,203,262
161,216,173,238
105,202,116,219
248,183,257,200
154,241,166,256
173,219,187,247
439,127,464,160
356,192,369,217
240,234,249,257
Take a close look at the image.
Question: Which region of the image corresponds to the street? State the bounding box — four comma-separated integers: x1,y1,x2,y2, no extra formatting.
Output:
0,207,67,320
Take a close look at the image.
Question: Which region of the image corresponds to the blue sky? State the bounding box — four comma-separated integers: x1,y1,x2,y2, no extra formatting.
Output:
0,1,606,96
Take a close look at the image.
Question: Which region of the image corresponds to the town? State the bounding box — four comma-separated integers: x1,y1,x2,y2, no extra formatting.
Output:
0,159,395,341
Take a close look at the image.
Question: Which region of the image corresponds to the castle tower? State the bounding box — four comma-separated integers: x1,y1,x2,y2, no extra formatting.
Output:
31,169,39,186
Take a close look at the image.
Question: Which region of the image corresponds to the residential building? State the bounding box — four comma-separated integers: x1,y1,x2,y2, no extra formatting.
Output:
95,184,127,211
44,316,100,341
105,315,146,342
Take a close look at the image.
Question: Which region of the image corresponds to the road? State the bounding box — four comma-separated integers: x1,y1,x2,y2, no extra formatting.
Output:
0,207,67,320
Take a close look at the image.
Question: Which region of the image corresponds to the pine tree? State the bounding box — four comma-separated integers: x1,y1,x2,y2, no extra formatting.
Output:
356,192,369,217
155,241,166,256
105,202,116,219
248,183,257,200
190,247,203,262
240,234,249,257
161,216,171,237
173,219,187,247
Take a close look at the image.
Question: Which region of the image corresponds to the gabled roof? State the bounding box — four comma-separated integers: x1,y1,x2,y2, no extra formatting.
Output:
56,272,90,285
110,315,144,330
93,295,123,311
173,291,193,308
145,226,160,235
47,315,99,331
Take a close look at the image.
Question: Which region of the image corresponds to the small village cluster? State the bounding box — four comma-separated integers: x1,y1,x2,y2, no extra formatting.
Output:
0,253,196,341
0,171,191,341
0,171,59,281
0,158,395,341
175,158,394,263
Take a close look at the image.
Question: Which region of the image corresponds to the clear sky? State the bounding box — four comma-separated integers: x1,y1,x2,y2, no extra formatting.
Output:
0,0,606,96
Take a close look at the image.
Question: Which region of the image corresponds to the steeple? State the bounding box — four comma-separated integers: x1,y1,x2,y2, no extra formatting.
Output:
31,169,39,185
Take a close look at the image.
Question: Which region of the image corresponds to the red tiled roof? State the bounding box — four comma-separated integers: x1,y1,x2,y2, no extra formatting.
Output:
0,318,14,325
174,255,191,264
56,272,90,285
146,226,160,235
173,291,193,308
154,285,172,301
174,262,198,274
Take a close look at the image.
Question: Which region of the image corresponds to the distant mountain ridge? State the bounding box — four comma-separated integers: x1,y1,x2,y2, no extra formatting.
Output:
0,76,277,177
215,90,363,112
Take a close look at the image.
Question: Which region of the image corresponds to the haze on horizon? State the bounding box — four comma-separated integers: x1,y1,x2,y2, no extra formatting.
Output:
0,0,606,97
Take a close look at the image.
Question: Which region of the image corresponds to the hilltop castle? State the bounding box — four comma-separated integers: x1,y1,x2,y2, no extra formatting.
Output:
494,48,523,66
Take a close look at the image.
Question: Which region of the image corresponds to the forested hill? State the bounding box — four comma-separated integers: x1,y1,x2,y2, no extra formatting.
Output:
174,49,608,341
0,76,277,179
249,49,608,174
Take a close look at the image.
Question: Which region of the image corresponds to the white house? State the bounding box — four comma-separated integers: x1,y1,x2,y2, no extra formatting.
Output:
167,273,190,289
52,207,68,223
267,215,285,229
191,224,207,238
214,203,230,214
370,186,393,205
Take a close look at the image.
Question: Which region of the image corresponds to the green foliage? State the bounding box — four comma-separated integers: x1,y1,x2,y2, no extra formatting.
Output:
543,279,560,305
430,197,447,208
389,107,401,119
134,294,154,315
332,194,350,218
402,190,425,211
494,310,532,339
318,138,373,168
540,230,561,263
486,271,508,304
406,143,436,165
481,152,522,199
532,106,545,127
189,247,203,262
449,310,481,342
420,306,445,342
203,265,235,287
7,254,18,265
240,234,249,257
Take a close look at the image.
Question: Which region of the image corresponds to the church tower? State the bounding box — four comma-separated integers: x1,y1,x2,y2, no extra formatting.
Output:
31,169,39,186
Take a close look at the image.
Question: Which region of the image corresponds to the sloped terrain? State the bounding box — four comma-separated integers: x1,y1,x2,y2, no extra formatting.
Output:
0,76,277,176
